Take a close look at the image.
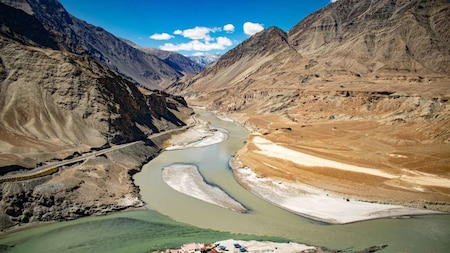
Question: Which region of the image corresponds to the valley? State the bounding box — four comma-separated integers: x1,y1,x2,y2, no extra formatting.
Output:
0,0,448,252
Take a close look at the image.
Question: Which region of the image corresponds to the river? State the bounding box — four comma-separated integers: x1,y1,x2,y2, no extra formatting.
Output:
0,109,448,253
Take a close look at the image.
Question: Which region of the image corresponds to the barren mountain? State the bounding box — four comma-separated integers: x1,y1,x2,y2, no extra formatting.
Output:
168,0,450,208
0,2,192,168
1,0,182,89
138,48,203,75
0,39,191,169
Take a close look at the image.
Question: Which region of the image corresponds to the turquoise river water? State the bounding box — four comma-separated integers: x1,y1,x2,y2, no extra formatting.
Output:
0,109,449,253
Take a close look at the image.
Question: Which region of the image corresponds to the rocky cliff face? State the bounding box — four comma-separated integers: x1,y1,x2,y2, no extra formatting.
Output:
0,0,182,89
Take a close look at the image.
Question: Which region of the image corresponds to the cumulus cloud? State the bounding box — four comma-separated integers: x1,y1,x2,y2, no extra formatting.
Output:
173,26,221,41
243,22,264,36
149,33,174,40
223,24,235,33
160,36,232,52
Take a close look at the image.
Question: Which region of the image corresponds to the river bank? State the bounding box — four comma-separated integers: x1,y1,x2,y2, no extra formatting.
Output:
160,114,446,224
0,124,191,234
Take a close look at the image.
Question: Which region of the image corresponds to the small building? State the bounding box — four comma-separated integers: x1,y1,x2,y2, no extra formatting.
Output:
181,243,204,253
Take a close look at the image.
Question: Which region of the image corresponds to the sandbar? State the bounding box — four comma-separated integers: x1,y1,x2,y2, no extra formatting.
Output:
165,117,228,150
162,164,247,212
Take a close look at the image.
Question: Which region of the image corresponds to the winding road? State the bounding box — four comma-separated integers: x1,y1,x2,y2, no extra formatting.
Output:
0,121,193,183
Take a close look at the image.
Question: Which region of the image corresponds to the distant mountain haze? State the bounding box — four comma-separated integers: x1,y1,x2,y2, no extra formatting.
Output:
120,39,204,75
189,53,222,68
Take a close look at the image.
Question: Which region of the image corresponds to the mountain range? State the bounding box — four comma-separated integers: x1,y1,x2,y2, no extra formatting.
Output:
188,53,222,68
0,0,192,90
168,0,450,206
0,0,196,230
121,39,204,75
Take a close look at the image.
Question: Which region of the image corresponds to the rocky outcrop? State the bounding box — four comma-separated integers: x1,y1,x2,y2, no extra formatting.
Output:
0,140,162,231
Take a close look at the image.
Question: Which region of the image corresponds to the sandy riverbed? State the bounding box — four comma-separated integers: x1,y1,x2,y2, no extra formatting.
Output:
164,117,228,150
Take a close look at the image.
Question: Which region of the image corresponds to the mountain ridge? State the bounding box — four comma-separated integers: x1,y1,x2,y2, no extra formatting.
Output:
0,0,182,89
121,39,204,75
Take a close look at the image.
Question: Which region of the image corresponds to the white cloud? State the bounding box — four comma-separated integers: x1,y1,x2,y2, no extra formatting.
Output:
173,26,221,41
223,24,235,33
149,33,174,40
331,0,339,2
243,22,264,36
192,52,205,56
160,36,232,52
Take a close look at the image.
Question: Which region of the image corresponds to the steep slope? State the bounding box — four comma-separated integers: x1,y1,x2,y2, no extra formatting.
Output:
0,38,191,168
0,2,59,50
168,0,450,208
0,0,181,89
288,0,450,74
169,27,299,97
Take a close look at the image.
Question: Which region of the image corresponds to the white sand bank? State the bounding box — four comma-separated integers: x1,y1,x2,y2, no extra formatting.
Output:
235,166,439,224
216,239,316,253
162,164,247,212
165,118,228,150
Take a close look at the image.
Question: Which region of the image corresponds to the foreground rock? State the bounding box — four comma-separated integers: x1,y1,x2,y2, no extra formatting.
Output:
0,139,163,231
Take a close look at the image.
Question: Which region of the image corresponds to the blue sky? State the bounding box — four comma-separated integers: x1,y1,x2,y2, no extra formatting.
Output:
59,0,336,56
